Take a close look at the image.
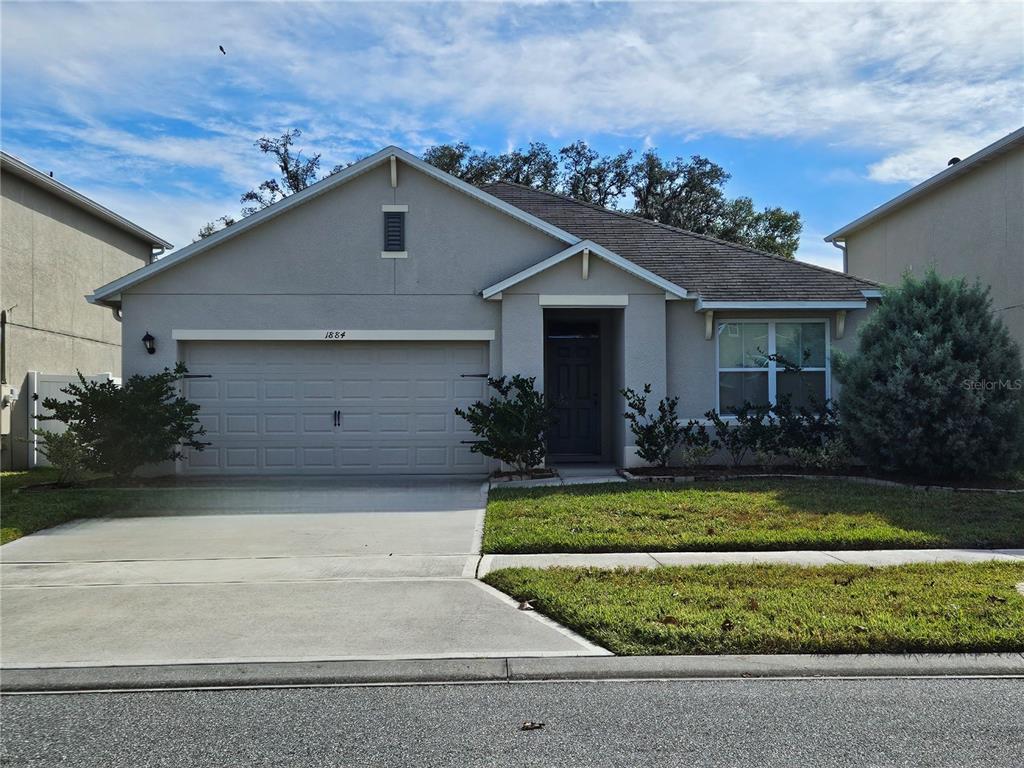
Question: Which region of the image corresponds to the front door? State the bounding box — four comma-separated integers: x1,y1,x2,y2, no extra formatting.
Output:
545,321,601,459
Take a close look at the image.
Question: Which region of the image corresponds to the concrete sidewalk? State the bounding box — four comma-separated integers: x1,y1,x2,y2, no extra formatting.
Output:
477,548,1024,576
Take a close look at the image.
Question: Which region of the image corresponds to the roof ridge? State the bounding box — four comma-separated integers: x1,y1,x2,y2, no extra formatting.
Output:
481,181,878,288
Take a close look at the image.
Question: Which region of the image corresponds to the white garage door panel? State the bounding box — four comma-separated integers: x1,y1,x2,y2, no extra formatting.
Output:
182,341,489,475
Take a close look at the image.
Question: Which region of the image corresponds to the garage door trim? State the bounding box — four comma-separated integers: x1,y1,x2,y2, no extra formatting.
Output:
172,329,496,342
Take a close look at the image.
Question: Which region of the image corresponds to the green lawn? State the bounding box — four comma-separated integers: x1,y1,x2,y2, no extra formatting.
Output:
1,470,178,545
484,561,1024,655
483,480,1024,554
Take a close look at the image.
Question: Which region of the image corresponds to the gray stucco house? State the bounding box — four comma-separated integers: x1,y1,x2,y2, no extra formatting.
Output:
827,127,1023,349
89,147,879,476
0,151,171,469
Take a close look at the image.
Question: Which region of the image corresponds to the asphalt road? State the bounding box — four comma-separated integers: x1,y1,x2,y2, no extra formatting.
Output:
2,678,1022,767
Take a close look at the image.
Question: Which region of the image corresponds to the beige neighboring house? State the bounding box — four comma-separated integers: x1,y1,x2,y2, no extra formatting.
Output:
0,151,171,469
826,127,1024,349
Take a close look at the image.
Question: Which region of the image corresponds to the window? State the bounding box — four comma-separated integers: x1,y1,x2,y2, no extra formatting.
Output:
717,320,829,414
383,211,405,252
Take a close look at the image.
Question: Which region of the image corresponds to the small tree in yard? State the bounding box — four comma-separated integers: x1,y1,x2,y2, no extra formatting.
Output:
40,364,206,481
454,375,554,476
621,384,685,467
836,270,1024,479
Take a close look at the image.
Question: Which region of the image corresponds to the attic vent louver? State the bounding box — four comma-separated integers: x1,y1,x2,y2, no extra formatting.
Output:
383,212,405,252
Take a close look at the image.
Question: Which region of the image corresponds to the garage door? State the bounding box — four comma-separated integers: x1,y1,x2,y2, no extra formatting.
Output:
181,341,489,475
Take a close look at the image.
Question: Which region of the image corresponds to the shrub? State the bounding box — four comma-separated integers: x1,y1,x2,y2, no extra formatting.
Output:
789,435,853,472
455,375,554,475
40,363,206,481
621,384,685,467
836,271,1024,479
704,409,747,467
31,428,88,484
735,403,782,467
774,396,841,456
680,419,718,467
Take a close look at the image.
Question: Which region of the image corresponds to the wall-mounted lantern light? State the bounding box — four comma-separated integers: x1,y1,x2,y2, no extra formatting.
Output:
142,332,156,355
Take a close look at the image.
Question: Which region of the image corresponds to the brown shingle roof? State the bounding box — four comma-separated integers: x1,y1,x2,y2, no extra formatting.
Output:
481,182,877,302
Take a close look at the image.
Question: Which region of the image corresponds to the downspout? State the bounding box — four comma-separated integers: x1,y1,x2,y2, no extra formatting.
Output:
1,309,7,385
150,245,165,264
830,238,848,273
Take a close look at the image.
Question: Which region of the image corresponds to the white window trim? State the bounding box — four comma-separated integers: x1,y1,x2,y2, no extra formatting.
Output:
715,318,831,415
380,250,408,259
381,204,408,212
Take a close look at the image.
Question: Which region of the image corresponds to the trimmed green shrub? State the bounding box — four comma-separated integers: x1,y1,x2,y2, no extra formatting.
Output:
836,271,1024,478
704,409,747,467
455,375,554,475
30,428,88,484
680,419,718,467
40,364,206,480
621,384,685,467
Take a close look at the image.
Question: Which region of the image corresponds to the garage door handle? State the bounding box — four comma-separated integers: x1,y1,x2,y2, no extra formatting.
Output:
333,409,340,427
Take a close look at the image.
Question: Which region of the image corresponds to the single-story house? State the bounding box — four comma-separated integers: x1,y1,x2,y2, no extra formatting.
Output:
826,126,1023,350
89,147,879,475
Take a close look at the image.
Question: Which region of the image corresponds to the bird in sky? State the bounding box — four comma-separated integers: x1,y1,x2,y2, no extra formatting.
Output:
219,45,226,55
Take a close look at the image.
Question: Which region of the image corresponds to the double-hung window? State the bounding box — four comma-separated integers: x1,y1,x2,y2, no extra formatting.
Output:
717,320,829,414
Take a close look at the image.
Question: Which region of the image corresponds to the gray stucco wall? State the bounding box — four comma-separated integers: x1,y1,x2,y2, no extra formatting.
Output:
120,160,567,383
1,169,153,468
844,144,1023,348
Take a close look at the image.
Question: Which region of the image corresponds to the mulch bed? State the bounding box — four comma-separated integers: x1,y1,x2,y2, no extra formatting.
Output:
624,465,1024,491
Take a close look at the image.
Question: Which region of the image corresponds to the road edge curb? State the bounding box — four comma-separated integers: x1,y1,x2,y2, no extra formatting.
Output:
3,653,1023,693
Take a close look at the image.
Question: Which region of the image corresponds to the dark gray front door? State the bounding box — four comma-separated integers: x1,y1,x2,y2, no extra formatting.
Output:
546,326,601,458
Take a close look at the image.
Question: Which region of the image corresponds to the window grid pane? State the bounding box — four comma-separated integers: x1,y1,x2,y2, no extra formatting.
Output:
718,323,769,369
717,320,829,414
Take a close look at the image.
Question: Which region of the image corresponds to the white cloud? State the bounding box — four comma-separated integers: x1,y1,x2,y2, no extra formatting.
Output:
1,0,1021,247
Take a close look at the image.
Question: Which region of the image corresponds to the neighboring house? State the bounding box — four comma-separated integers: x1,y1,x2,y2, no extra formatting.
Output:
88,147,878,476
826,127,1024,348
0,151,171,469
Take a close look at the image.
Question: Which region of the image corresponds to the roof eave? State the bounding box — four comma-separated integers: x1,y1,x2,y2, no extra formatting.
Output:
825,126,1024,241
481,240,688,300
694,299,868,311
89,146,581,304
0,152,172,250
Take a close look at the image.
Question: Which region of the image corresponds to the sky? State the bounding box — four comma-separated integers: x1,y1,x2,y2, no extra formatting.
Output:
1,1,1022,270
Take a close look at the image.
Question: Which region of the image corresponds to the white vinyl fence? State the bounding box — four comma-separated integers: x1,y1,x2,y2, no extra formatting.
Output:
28,371,117,468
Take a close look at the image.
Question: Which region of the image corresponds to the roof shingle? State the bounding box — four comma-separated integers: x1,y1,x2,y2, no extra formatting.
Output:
481,182,876,302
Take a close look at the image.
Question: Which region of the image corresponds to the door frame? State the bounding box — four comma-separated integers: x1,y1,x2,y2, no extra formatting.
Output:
543,310,613,463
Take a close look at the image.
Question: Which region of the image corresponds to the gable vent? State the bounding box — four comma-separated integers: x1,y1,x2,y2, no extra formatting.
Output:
383,212,405,252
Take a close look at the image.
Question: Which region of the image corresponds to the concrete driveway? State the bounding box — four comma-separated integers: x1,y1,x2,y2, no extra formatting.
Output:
1,478,606,668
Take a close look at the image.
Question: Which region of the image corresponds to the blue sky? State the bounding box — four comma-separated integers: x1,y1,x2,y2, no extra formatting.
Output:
2,1,1022,270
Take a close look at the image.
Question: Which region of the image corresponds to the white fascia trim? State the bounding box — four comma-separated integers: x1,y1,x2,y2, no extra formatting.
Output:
539,294,629,307
172,329,496,342
824,127,1024,241
89,146,580,307
481,240,687,300
861,289,883,299
695,299,867,311
382,204,408,212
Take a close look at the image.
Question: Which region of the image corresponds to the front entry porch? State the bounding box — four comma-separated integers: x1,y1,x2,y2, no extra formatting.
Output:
543,309,620,464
